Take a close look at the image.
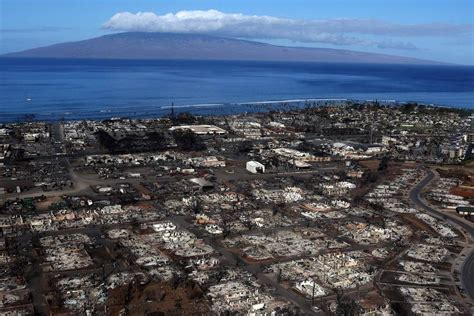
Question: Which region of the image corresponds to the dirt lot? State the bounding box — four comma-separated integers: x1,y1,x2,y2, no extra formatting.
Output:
436,167,472,180
35,196,64,212
106,280,209,316
359,159,380,172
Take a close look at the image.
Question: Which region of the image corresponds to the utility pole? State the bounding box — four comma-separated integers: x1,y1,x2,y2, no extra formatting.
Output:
170,102,175,119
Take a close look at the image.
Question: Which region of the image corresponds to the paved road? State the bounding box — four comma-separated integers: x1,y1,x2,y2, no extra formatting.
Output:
16,233,51,316
4,162,337,202
460,250,474,303
409,169,474,303
409,169,474,239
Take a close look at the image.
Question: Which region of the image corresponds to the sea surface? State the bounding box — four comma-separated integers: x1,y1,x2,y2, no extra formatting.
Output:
0,58,473,122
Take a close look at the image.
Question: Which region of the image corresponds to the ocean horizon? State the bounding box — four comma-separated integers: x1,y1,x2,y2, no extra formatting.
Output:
1,57,473,122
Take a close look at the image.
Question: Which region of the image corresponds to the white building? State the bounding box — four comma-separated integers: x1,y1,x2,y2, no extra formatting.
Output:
246,161,265,174
169,125,227,135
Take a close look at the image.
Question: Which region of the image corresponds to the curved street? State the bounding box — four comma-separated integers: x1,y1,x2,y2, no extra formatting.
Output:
409,168,474,304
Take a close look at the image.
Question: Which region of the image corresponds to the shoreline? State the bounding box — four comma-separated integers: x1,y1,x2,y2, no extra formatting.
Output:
1,98,472,123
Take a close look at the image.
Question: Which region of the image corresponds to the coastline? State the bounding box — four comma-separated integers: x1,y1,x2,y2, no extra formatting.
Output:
0,98,472,123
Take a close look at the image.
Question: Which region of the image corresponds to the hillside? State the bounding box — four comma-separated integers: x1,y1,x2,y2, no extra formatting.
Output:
2,32,441,64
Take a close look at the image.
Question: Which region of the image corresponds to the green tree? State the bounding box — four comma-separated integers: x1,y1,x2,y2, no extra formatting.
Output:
172,129,206,151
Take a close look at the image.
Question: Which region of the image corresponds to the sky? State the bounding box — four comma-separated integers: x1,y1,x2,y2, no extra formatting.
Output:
0,0,473,64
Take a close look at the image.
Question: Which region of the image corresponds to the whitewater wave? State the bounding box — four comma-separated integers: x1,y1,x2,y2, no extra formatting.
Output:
236,98,348,105
160,103,224,109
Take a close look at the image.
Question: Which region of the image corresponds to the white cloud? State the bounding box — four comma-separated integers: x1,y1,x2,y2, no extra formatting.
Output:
102,10,473,50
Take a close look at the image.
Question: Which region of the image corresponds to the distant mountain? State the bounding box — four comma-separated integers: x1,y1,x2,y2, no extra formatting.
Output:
2,32,442,64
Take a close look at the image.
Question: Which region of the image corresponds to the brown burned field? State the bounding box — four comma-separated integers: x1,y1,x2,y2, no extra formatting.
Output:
106,280,209,316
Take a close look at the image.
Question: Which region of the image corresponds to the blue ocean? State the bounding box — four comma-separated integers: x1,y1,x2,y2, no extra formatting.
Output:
0,58,473,122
